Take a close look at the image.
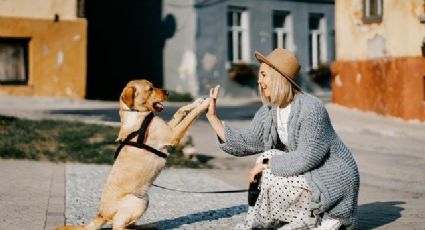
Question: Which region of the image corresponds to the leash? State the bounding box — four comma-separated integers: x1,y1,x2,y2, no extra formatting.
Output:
152,184,248,194
114,112,168,159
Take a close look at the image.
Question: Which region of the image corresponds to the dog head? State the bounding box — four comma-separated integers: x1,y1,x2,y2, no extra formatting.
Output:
120,79,169,112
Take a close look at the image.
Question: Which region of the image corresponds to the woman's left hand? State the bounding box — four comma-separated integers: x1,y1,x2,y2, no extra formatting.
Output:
248,163,267,183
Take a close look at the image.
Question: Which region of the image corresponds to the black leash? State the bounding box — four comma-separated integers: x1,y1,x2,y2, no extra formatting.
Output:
152,184,248,194
114,112,168,159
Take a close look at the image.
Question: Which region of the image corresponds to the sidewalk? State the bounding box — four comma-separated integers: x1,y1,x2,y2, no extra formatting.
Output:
0,95,425,229
0,160,64,230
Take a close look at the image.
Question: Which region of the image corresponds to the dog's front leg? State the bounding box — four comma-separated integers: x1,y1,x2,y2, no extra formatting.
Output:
169,98,210,145
168,98,205,127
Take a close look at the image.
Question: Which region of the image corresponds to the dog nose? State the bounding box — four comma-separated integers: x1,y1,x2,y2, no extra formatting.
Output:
164,90,169,96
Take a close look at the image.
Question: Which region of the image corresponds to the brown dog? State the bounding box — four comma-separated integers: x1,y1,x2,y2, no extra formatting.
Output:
57,79,210,230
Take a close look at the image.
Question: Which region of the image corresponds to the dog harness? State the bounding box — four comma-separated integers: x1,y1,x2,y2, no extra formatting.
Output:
114,112,168,160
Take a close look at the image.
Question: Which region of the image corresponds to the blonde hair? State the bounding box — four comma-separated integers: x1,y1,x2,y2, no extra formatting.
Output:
259,63,299,108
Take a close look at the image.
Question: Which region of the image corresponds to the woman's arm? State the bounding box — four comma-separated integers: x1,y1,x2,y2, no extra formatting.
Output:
205,85,265,156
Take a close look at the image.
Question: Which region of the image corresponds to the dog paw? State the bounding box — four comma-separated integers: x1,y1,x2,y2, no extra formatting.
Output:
200,98,211,110
193,97,205,105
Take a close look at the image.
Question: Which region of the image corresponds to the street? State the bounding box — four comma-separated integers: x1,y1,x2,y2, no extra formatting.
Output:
0,96,424,229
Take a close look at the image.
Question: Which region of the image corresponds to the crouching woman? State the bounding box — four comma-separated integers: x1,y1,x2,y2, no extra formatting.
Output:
205,49,359,230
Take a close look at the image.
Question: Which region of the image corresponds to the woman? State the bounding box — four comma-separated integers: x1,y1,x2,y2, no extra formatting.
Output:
206,48,359,230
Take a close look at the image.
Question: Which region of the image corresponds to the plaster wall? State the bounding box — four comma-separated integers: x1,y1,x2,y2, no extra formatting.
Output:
0,17,87,98
195,0,334,98
0,0,77,19
332,57,425,121
335,0,425,60
333,0,425,121
163,0,198,96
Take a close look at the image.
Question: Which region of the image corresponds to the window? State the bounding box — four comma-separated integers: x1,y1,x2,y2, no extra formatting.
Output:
272,11,293,51
0,38,29,85
363,0,383,23
227,7,250,63
308,13,327,70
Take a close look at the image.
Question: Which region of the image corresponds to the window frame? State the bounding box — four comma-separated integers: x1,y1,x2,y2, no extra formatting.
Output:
272,10,293,51
308,13,327,70
0,38,30,85
227,6,250,64
363,0,383,23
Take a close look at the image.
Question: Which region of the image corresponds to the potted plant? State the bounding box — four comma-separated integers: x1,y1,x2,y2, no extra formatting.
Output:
228,62,257,84
308,64,332,89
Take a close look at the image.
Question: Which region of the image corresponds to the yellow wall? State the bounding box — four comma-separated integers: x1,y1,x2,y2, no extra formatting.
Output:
335,0,425,60
0,17,87,98
0,0,77,19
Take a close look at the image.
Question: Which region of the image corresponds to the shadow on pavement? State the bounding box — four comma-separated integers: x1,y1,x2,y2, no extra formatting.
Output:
98,204,247,230
358,201,405,229
145,204,247,229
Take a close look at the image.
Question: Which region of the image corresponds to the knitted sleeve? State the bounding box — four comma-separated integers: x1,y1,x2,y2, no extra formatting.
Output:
217,105,267,156
270,100,332,176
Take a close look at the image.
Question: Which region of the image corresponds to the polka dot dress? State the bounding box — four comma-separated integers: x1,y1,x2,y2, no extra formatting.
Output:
235,106,318,230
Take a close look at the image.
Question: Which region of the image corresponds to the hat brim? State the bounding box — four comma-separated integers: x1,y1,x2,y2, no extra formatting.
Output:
255,51,302,92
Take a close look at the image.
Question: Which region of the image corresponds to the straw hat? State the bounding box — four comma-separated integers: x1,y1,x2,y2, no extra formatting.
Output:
255,48,301,91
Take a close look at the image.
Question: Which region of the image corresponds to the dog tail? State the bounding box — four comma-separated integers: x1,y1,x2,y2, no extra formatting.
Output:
55,226,85,230
55,214,106,230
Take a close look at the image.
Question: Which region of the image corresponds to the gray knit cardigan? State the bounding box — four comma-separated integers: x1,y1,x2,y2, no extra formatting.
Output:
219,93,359,230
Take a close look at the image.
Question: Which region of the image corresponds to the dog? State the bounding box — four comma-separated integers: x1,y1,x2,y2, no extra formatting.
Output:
57,79,210,230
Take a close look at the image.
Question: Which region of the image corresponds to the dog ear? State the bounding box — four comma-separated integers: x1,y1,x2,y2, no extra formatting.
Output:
121,86,135,109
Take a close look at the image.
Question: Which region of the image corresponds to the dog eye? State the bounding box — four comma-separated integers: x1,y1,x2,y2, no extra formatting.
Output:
148,87,153,91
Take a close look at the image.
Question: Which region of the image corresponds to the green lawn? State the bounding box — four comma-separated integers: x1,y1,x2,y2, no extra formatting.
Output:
0,115,210,168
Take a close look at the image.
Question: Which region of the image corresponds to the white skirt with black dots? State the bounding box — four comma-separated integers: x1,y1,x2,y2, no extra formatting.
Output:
235,150,318,230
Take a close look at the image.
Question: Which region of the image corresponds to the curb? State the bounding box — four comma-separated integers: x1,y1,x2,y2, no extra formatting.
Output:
44,164,65,230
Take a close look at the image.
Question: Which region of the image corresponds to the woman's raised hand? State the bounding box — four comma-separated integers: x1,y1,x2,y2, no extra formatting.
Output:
207,85,220,117
205,85,225,141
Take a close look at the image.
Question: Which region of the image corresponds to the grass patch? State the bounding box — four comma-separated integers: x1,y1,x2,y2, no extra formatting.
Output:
0,115,210,168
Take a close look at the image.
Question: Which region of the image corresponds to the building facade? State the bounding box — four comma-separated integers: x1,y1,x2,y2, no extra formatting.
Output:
0,0,87,98
332,0,425,121
163,0,335,98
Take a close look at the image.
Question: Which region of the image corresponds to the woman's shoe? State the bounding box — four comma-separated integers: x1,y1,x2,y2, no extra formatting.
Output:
277,222,309,230
311,217,342,230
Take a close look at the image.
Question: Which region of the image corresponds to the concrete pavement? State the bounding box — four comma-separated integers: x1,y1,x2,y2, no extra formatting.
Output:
0,160,65,230
0,94,424,229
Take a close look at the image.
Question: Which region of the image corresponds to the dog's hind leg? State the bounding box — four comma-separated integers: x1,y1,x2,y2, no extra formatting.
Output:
112,194,149,230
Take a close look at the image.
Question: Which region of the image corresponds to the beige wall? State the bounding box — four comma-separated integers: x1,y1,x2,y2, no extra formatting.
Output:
335,0,425,60
0,0,77,19
333,0,425,121
0,17,87,98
